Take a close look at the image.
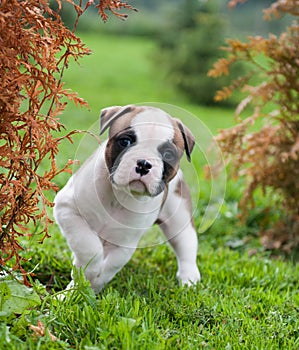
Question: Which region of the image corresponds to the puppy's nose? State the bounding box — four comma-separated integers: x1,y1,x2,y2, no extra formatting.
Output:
135,159,152,176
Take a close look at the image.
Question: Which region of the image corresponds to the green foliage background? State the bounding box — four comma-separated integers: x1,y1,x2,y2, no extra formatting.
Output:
154,0,239,105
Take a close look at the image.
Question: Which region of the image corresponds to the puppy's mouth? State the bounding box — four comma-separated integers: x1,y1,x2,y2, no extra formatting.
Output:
129,179,166,197
128,180,149,195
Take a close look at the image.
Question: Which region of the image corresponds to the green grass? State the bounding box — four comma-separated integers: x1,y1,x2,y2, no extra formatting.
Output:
60,33,235,130
1,33,299,349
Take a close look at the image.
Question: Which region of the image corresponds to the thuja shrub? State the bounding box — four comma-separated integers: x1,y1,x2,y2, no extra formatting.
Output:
0,0,136,282
209,0,299,251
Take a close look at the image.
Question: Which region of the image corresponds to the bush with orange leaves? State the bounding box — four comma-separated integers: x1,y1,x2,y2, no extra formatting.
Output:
0,0,136,283
209,0,299,252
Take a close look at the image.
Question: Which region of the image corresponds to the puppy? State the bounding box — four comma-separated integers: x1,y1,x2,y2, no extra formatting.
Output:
54,105,200,293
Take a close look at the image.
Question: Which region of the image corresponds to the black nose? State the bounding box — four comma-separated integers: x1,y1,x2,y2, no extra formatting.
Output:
135,159,152,176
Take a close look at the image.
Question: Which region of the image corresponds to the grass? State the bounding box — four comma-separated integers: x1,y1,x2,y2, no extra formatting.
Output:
60,33,235,130
1,33,299,349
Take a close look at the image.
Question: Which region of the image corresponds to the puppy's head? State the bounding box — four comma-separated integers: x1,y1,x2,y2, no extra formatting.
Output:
100,105,195,197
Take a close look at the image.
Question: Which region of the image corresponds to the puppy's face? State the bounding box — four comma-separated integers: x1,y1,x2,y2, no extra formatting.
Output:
100,105,195,197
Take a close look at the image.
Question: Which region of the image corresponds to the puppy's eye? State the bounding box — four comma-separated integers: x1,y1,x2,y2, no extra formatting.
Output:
162,149,176,162
117,137,134,148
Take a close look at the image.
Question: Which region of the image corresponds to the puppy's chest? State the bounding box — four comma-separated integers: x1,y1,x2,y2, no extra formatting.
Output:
106,197,160,228
84,195,161,245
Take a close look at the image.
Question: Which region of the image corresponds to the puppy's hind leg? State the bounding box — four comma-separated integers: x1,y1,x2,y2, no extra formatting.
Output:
54,208,104,292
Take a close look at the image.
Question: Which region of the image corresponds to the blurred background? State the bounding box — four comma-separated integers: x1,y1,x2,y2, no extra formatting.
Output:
51,0,291,107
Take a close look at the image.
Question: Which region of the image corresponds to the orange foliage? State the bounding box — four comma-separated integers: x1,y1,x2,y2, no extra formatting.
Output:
209,0,299,251
96,0,137,22
0,0,136,282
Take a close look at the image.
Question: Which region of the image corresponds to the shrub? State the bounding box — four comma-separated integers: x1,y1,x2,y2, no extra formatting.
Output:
0,0,136,282
155,0,242,106
209,0,299,251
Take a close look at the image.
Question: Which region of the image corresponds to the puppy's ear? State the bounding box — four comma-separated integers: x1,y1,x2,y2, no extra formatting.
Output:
176,120,195,162
99,105,134,135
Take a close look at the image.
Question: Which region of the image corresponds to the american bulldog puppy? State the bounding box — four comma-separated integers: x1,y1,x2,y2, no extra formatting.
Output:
54,105,200,293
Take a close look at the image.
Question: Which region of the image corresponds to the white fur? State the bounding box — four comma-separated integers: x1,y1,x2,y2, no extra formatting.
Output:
54,109,200,293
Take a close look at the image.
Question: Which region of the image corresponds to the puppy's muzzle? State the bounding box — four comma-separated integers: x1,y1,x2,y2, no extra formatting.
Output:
135,159,152,176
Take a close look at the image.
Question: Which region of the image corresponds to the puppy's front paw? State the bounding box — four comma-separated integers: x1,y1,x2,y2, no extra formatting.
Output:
177,266,201,287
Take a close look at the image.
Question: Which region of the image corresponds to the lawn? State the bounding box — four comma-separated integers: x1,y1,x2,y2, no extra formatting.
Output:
1,33,299,349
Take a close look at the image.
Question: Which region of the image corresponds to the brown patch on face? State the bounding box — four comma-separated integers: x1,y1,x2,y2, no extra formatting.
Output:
100,105,145,138
108,107,143,138
104,137,116,174
175,177,195,227
158,141,181,185
105,128,137,175
156,116,191,186
101,105,144,175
